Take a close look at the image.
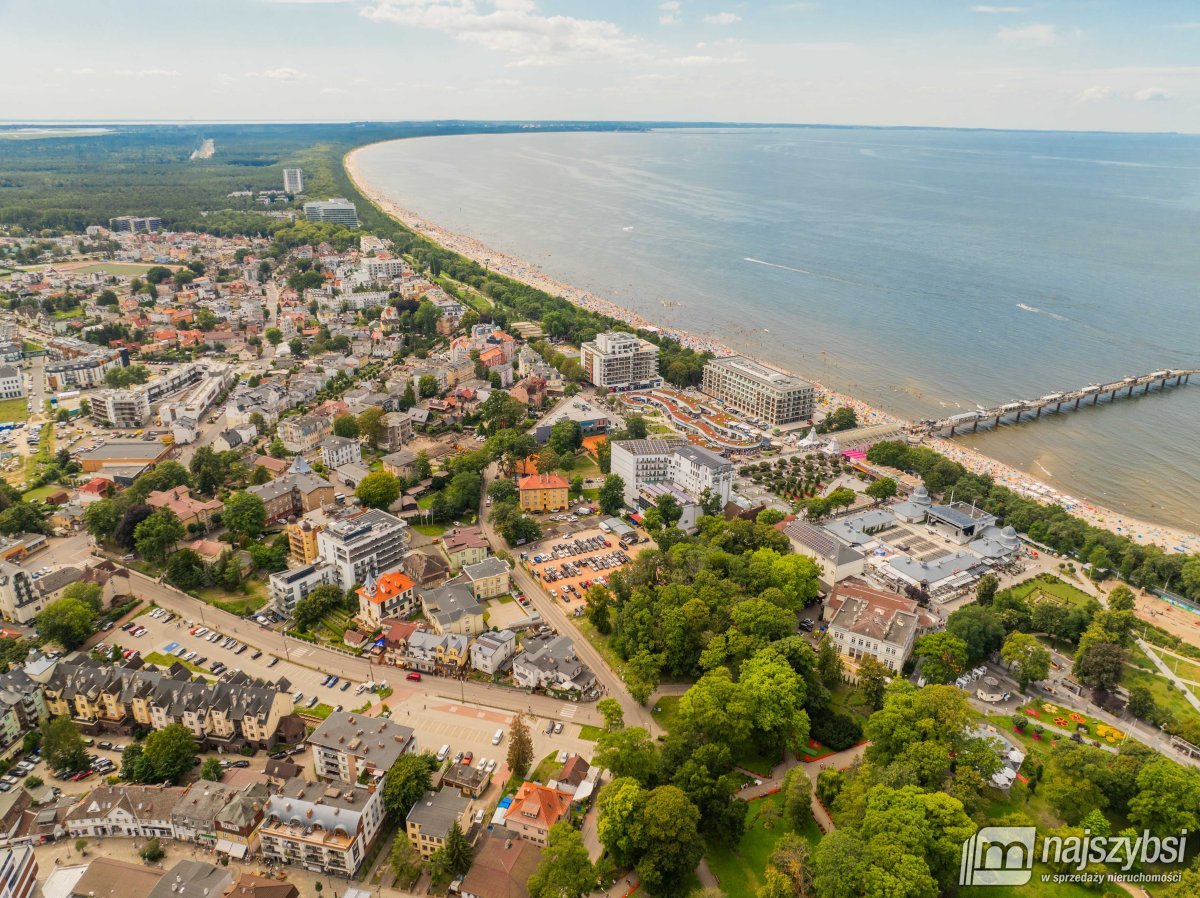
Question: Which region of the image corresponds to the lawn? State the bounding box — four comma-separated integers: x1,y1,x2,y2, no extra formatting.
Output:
72,262,165,276
51,307,84,320
195,579,268,616
830,681,874,722
412,522,447,537
577,724,604,742
706,792,823,897
1007,575,1097,610
21,340,42,352
734,747,781,778
652,695,681,733
304,703,335,720
22,483,65,502
528,750,561,785
494,594,515,604
1121,663,1200,732
0,398,29,423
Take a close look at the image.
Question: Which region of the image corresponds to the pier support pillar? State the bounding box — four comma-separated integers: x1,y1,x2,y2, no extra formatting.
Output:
1035,406,1041,418
948,425,956,436
972,420,979,433
1075,397,1081,409
1128,385,1135,397
994,416,1001,428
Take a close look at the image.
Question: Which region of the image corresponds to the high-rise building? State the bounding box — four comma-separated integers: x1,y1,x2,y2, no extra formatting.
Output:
283,168,303,193
0,846,37,898
701,356,815,425
108,215,164,234
579,331,662,391
302,198,358,227
610,438,733,507
316,508,410,589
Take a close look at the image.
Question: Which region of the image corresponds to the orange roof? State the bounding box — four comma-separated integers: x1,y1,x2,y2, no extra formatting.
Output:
518,473,568,491
357,570,416,604
504,782,573,833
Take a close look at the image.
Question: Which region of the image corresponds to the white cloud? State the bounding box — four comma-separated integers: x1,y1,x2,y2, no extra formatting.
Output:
319,87,348,95
361,0,640,67
1135,87,1171,102
671,53,746,65
659,1,681,9
997,23,1056,46
116,68,179,77
1076,85,1114,103
703,12,741,25
972,5,1027,13
246,67,305,80
70,67,95,76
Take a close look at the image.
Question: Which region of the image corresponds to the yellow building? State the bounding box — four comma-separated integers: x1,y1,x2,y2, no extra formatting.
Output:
287,518,323,564
462,557,510,600
518,473,569,513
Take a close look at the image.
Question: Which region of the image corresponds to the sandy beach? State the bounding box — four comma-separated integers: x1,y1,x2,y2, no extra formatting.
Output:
345,144,1200,556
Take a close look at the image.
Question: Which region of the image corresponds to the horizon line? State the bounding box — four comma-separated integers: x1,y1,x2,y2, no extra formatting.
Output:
0,118,1192,138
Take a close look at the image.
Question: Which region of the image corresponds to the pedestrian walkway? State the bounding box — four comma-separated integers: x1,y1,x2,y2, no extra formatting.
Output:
559,703,578,719
1136,638,1200,714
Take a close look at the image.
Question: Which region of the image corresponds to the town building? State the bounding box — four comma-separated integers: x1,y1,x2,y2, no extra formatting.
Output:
579,331,662,391
418,581,484,636
78,440,172,475
171,782,238,845
404,631,469,675
268,561,336,616
462,557,510,600
317,508,410,590
108,215,164,234
66,857,164,898
530,396,609,444
518,473,569,513
822,580,938,671
441,527,488,571
0,846,36,898
511,635,595,694
0,369,23,401
404,790,471,859
222,874,298,898
401,550,451,587
0,562,44,624
145,861,231,898
503,782,573,846
925,502,998,544
308,711,416,783
146,486,223,530
468,630,516,676
320,436,361,470
286,518,323,565
355,570,417,627
459,834,542,898
247,458,334,522
701,356,815,425
259,777,385,877
380,412,413,451
302,199,359,227
213,783,271,860
610,438,732,507
66,784,184,839
278,415,331,454
45,657,295,748
783,519,865,585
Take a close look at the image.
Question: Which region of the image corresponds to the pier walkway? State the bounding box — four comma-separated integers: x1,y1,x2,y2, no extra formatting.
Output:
920,368,1199,435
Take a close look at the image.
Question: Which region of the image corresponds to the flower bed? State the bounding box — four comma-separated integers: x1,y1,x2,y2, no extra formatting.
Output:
797,739,835,763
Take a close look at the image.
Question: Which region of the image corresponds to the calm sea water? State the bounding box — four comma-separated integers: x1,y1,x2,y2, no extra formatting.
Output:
355,128,1200,532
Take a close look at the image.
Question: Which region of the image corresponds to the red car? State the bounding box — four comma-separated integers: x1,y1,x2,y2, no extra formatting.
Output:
406,672,422,682
461,752,473,765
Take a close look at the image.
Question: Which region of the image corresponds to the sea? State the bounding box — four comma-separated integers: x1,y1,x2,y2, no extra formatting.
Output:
353,127,1200,533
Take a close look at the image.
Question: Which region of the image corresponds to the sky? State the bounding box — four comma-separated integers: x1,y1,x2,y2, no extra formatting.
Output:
1,0,1198,132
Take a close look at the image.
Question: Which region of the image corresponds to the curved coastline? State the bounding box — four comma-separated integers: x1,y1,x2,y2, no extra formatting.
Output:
344,139,1200,555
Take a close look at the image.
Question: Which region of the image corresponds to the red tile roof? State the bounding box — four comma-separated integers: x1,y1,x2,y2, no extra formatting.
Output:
518,473,569,491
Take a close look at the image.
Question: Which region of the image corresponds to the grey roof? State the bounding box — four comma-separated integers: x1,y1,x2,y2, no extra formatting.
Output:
34,565,85,597
514,634,594,689
419,580,483,626
263,778,375,835
307,711,415,769
405,789,469,840
968,525,1021,560
885,551,983,586
172,782,238,825
824,509,897,546
462,557,509,581
673,443,731,471
321,507,406,547
611,438,687,457
321,436,358,451
927,502,996,529
247,470,331,504
784,520,864,565
146,860,231,898
471,630,516,656
80,440,170,462
381,449,415,467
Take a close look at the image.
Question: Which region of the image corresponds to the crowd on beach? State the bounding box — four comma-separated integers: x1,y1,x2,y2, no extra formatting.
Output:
346,149,1200,556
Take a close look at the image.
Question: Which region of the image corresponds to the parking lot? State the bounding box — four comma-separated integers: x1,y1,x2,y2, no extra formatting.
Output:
522,527,643,613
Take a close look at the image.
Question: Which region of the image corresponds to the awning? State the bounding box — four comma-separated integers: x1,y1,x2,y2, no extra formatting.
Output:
215,839,248,859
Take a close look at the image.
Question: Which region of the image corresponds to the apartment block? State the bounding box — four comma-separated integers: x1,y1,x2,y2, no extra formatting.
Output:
579,331,662,391
316,508,410,590
259,778,384,877
307,711,415,783
701,355,815,425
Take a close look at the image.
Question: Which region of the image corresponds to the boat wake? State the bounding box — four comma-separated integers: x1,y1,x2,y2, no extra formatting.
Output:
743,257,866,287
1016,302,1069,323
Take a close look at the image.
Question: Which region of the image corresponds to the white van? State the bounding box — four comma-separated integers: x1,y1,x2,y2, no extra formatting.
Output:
492,728,504,745
437,744,450,762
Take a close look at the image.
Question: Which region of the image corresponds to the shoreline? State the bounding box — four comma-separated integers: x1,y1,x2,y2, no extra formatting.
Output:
345,142,1200,556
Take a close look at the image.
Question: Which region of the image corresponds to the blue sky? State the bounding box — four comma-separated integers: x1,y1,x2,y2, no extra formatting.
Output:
1,0,1197,131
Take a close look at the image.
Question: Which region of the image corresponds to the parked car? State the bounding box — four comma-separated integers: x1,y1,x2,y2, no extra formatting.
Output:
406,671,422,681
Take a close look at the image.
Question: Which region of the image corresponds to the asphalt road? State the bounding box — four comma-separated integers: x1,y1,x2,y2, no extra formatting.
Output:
479,462,654,733
112,567,605,729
